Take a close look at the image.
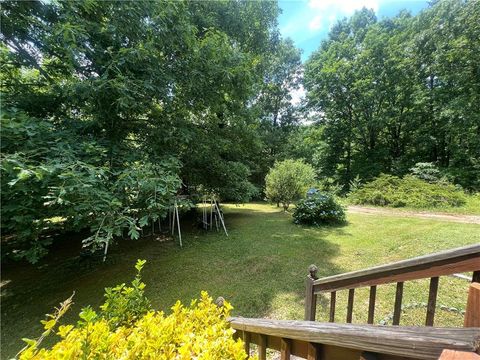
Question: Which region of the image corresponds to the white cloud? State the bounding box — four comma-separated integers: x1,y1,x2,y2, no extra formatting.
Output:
279,0,381,61
306,0,379,32
308,0,379,14
309,15,322,31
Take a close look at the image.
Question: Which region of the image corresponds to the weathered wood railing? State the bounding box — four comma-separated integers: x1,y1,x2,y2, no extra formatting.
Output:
230,317,480,360
227,245,480,359
305,244,480,326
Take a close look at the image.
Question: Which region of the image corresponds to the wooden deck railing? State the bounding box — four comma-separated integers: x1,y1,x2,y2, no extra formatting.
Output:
305,244,480,326
230,317,480,360
225,245,480,359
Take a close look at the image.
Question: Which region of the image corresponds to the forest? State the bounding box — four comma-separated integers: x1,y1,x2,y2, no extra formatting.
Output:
1,0,479,263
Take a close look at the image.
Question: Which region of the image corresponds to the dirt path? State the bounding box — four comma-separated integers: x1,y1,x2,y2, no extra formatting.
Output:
348,205,480,224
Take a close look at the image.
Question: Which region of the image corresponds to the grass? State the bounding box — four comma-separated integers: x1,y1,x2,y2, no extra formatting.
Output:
1,202,479,358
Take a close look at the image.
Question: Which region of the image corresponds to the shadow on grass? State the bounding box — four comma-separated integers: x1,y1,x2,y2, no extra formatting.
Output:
1,203,345,358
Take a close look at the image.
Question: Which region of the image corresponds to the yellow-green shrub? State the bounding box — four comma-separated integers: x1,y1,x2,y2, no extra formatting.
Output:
18,262,254,360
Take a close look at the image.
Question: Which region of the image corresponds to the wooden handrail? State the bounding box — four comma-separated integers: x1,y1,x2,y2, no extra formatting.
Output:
305,244,480,324
230,317,480,360
313,244,480,293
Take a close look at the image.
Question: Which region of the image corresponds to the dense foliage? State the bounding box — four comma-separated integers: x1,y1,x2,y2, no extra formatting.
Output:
18,261,250,360
409,162,443,183
348,174,466,208
0,0,288,262
304,0,480,192
293,194,346,226
265,159,315,210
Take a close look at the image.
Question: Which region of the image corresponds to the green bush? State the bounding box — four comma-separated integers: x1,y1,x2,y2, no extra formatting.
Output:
293,194,346,225
99,259,151,328
265,159,316,211
349,174,466,208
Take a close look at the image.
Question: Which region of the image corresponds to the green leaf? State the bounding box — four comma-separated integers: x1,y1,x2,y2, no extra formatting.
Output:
128,227,140,240
135,259,146,272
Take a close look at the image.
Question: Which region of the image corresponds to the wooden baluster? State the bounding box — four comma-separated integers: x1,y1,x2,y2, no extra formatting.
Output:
243,332,251,356
329,291,336,322
368,285,376,324
360,351,379,360
393,282,404,325
425,276,439,326
347,288,355,323
464,282,480,327
307,343,321,360
472,271,480,283
280,338,291,360
258,334,267,360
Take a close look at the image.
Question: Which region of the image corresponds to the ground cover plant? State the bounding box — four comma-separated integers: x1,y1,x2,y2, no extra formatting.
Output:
2,203,478,358
348,174,467,208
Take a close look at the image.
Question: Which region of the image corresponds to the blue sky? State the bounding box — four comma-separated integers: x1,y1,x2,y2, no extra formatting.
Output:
278,0,429,62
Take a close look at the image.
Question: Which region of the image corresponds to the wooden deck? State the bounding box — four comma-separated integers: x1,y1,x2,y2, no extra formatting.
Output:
230,317,480,360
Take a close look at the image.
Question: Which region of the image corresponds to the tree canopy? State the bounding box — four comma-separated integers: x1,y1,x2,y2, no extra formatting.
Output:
304,0,480,191
1,0,284,262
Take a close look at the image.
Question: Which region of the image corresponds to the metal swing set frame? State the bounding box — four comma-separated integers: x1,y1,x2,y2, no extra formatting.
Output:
102,195,228,262
201,196,228,237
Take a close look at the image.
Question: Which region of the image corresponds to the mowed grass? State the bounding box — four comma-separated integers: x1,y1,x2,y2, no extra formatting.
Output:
1,202,479,358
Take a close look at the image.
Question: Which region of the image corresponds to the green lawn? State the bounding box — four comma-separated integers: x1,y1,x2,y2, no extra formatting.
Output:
1,203,479,358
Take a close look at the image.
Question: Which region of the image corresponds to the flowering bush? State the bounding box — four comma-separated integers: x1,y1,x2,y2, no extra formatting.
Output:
18,261,253,360
293,194,346,225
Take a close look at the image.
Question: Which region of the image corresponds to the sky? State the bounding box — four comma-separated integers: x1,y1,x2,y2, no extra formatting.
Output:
279,0,429,105
279,0,429,62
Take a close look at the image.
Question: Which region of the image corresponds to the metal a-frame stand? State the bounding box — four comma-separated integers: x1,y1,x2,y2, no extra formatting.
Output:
169,200,182,247
201,196,228,236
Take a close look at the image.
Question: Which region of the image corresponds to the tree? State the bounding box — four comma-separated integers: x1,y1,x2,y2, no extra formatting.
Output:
304,1,480,191
251,38,303,188
265,160,315,211
0,0,284,261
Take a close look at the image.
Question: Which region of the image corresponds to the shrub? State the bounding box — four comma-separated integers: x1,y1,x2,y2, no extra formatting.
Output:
99,259,151,328
265,159,316,211
349,174,466,208
293,193,346,225
17,261,252,360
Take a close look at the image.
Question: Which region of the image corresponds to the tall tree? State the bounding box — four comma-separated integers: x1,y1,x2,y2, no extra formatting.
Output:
252,38,303,186
304,1,480,190
0,0,282,261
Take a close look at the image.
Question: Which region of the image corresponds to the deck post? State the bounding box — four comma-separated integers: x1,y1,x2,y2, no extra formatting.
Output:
464,282,480,327
305,264,319,321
